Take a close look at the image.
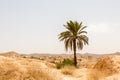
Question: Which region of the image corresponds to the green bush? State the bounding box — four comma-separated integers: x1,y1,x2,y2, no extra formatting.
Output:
56,58,74,69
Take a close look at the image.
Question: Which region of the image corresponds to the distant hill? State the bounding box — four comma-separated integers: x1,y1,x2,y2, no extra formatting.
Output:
0,51,120,58
23,52,120,58
0,51,21,58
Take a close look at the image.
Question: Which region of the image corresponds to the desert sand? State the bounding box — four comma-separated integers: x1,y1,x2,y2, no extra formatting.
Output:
0,51,120,80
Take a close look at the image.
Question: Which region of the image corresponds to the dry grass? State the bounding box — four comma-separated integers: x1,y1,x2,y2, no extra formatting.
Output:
87,69,106,80
94,55,120,75
87,55,120,80
1,53,120,80
0,56,61,80
61,65,76,75
25,67,59,80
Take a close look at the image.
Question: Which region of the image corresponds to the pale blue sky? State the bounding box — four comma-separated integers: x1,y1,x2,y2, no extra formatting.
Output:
0,0,120,54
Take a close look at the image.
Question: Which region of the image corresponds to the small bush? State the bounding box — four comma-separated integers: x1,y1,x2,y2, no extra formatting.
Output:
30,56,34,59
23,56,26,58
56,63,62,69
56,58,74,69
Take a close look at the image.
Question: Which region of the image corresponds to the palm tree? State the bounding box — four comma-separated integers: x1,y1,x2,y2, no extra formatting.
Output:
58,20,89,66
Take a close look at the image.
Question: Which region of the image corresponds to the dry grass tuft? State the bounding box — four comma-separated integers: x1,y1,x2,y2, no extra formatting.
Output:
88,55,120,80
25,67,58,80
94,55,120,75
61,65,76,75
0,56,61,80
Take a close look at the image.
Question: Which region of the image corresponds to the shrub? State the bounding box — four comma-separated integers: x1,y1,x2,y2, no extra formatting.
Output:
56,58,74,69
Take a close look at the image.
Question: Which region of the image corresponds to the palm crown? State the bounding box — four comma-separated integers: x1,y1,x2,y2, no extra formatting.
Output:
59,20,88,51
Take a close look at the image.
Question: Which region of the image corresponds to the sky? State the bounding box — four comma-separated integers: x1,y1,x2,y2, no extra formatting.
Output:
0,0,120,54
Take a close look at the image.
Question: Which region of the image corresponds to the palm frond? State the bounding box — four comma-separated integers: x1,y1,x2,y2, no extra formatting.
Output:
75,21,80,34
78,35,89,45
64,21,76,35
77,40,83,50
58,31,71,41
80,26,87,32
78,31,87,35
64,36,74,51
65,39,70,51
58,20,89,51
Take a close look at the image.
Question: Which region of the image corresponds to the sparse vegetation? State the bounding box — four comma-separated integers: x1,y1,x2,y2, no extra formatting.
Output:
56,58,74,69
1,52,120,80
29,56,41,60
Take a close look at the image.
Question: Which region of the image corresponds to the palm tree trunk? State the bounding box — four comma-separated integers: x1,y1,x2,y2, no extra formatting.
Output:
73,39,77,66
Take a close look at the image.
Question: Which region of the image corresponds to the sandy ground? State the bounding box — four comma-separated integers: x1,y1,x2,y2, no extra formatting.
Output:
0,52,120,80
0,55,89,80
40,61,89,80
